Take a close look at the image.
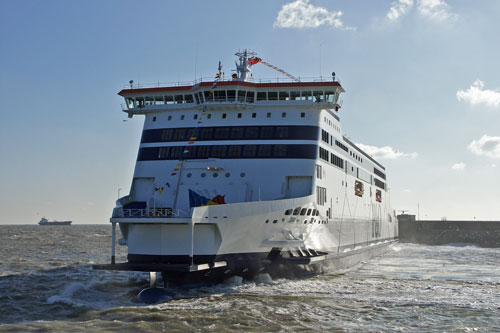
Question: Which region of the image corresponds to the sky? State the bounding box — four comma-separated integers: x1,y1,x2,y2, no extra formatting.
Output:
1,0,499,224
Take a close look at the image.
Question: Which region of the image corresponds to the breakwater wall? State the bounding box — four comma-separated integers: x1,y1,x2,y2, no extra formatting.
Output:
397,215,500,248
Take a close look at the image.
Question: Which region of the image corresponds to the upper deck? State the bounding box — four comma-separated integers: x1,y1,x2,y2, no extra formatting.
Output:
118,77,345,117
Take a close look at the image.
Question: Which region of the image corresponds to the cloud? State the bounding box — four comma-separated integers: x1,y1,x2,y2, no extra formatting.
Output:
417,0,456,22
451,162,466,170
456,80,500,107
386,0,456,22
274,0,354,30
357,143,418,160
403,189,412,193
468,135,500,159
387,0,414,21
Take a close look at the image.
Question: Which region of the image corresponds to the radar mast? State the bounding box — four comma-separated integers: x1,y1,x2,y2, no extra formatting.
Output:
234,49,256,82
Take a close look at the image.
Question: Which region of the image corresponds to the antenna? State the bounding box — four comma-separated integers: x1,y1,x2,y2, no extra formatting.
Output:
234,49,257,82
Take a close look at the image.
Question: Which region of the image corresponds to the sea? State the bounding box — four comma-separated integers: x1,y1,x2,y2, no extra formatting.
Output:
0,225,498,332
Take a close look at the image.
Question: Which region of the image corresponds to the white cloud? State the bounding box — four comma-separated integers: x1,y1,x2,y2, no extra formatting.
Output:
387,0,414,21
451,162,466,170
357,143,418,160
385,0,456,22
403,189,412,193
468,135,500,159
492,164,498,168
456,80,500,107
417,0,456,22
274,0,354,30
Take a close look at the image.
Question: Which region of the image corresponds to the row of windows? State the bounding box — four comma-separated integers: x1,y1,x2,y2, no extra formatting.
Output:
335,139,348,153
157,111,306,123
141,126,319,143
285,207,320,216
350,150,363,163
321,129,330,144
137,144,318,161
319,147,345,170
374,178,386,190
374,167,386,180
126,89,339,108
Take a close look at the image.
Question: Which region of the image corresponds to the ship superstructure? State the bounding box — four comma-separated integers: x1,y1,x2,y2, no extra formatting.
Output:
94,50,398,285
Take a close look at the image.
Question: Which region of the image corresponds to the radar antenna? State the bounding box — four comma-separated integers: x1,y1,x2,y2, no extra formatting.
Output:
234,49,257,82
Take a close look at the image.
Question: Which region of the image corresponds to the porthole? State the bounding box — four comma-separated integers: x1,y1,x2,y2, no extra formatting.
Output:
267,112,271,118
252,113,256,118
265,219,269,223
300,112,305,118
225,172,230,178
187,173,192,178
273,220,277,224
201,173,206,178
240,172,245,177
304,220,307,224
222,113,227,119
238,113,242,118
194,114,198,119
282,112,286,118
181,115,185,120
168,115,172,121
213,173,218,178
152,116,157,122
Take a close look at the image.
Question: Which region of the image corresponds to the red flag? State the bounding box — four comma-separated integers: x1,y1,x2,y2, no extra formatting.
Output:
248,57,262,66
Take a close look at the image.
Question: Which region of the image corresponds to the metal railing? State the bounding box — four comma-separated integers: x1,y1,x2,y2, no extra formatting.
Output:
122,208,189,218
123,76,340,89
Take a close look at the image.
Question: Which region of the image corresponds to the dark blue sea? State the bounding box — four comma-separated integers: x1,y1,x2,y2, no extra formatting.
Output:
0,225,499,332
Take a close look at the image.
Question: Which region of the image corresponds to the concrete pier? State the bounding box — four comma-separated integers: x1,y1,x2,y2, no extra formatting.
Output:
397,214,500,248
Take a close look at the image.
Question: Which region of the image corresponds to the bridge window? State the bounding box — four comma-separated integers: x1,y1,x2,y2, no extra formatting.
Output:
154,96,164,105
237,90,246,102
257,92,267,101
301,91,312,101
268,92,278,100
246,91,254,103
290,91,300,100
279,91,289,100
325,91,336,103
175,95,184,104
227,90,236,101
184,94,194,103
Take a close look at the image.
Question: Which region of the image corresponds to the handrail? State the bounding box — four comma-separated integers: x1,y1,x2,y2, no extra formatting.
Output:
123,76,340,89
122,208,189,218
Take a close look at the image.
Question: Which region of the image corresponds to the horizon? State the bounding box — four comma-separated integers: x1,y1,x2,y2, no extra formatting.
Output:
1,0,499,224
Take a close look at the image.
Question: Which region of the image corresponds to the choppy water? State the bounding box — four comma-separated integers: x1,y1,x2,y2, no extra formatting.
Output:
0,225,499,332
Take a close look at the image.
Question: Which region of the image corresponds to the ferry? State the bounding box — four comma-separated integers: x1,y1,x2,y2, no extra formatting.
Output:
94,50,398,287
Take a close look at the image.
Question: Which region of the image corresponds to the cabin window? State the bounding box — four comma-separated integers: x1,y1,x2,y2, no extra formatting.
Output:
293,207,301,215
165,95,175,105
242,145,256,157
245,127,259,139
214,90,226,102
279,91,289,100
260,127,274,138
237,113,242,118
231,127,245,139
135,97,145,107
257,145,272,157
316,165,322,179
313,91,324,103
197,146,211,158
275,127,288,138
268,92,278,100
152,116,156,122
180,115,185,120
376,190,382,202
207,114,211,119
237,90,246,102
184,94,194,103
222,113,227,119
267,112,271,118
154,96,164,105
273,145,287,157
126,98,134,108
252,113,256,118
355,181,364,197
145,96,154,106
300,208,307,216
246,91,254,103
158,147,170,159
168,115,172,121
227,145,242,158
175,95,184,104
301,112,305,118
290,91,300,100
282,112,286,118
316,186,327,206
301,91,313,101
325,91,336,103
193,114,198,120
214,127,230,139
204,91,213,102
227,90,236,101
257,92,267,101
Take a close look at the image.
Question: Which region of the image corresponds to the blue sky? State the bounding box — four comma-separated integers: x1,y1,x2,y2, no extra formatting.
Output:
1,0,499,223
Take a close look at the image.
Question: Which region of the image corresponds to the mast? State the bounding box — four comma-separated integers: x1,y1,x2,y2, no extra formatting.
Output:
234,49,256,82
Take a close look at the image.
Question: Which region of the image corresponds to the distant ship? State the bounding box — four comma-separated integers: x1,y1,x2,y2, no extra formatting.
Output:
38,217,72,226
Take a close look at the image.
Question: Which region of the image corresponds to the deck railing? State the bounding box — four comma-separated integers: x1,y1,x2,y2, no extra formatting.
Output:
123,76,340,89
122,208,189,218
